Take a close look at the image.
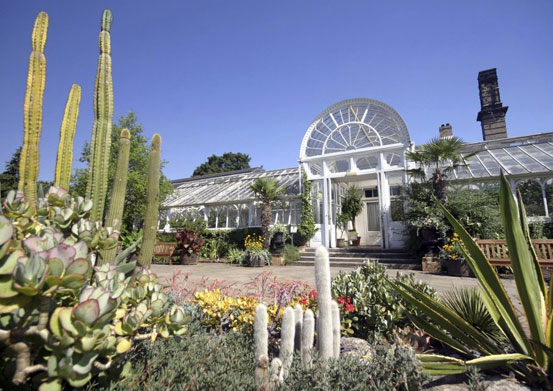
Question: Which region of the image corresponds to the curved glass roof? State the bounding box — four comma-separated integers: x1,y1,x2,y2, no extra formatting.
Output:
299,98,410,159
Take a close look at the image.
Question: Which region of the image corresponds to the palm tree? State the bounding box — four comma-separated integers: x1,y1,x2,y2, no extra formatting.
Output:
250,178,285,249
406,136,472,202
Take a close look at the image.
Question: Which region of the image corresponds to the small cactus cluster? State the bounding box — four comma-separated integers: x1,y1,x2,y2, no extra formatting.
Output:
254,247,341,388
0,189,189,389
87,9,115,222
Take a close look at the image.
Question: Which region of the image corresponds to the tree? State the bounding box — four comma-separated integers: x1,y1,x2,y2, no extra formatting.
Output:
341,185,363,232
406,136,471,202
250,177,284,249
192,152,251,177
71,111,174,231
297,171,316,245
0,148,21,198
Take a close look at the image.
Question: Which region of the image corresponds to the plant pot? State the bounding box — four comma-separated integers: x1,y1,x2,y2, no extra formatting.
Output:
336,238,347,248
351,237,361,247
422,255,441,273
445,259,474,277
271,232,285,255
179,253,198,265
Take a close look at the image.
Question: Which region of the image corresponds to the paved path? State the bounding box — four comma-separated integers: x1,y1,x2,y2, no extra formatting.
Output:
151,263,518,298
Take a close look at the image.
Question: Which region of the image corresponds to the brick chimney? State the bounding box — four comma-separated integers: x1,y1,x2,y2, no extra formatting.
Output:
439,123,453,138
477,68,508,140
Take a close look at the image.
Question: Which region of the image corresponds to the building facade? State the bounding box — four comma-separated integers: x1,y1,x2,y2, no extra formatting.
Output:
162,69,553,248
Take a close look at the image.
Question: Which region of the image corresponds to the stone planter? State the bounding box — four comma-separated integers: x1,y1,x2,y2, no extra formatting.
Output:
445,259,474,277
271,232,285,255
422,255,441,273
336,238,347,248
179,253,199,265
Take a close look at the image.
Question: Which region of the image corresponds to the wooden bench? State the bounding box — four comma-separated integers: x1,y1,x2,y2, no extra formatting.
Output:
476,239,553,268
153,242,177,265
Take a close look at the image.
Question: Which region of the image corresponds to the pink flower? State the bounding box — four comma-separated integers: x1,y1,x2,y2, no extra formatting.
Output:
345,304,354,312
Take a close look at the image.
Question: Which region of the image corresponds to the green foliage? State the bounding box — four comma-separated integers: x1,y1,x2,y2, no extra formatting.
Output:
119,229,142,255
528,220,545,239
241,249,272,267
282,244,299,265
200,234,230,260
297,172,316,245
175,229,205,256
331,261,437,340
72,112,174,231
19,12,48,203
0,188,189,389
390,173,553,387
280,343,427,391
226,247,245,264
0,148,21,199
442,288,504,343
250,178,284,249
168,216,207,235
192,152,251,177
341,185,363,231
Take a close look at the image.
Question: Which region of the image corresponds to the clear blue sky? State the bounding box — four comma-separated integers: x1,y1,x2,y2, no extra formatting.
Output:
1,0,552,181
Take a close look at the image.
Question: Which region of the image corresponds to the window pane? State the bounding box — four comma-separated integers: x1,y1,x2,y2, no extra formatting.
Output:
366,202,380,231
391,200,405,221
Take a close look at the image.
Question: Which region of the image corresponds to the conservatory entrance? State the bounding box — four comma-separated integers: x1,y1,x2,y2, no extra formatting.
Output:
299,98,412,249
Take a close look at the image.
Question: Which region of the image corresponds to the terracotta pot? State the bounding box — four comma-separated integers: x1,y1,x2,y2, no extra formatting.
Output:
351,237,361,246
179,253,199,265
445,259,474,277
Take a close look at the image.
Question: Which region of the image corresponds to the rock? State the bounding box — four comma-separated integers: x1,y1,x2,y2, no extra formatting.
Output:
340,337,373,359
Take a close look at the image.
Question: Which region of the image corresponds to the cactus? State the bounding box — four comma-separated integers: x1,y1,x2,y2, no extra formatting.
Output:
99,129,131,264
314,246,333,359
18,12,48,203
268,357,283,390
138,134,162,267
254,304,269,385
294,303,303,351
301,309,315,368
86,9,114,221
279,306,295,379
54,84,81,190
331,300,341,358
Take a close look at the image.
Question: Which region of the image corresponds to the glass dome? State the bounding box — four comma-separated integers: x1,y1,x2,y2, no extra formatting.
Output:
299,98,410,159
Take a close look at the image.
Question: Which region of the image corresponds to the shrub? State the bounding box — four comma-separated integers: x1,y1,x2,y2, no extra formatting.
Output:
241,249,272,267
168,216,207,234
174,228,205,256
226,247,245,264
331,261,437,340
280,343,427,391
282,244,300,265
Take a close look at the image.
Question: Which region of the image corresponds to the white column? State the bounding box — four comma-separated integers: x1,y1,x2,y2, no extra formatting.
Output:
322,162,330,247
248,202,255,227
541,181,550,218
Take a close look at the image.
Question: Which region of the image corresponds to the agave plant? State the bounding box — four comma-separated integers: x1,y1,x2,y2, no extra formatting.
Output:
390,173,553,387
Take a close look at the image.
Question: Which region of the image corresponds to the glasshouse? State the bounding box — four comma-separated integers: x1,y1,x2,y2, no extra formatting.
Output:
162,68,553,248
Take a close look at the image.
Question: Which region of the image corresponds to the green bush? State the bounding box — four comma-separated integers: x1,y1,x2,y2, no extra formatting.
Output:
282,244,300,265
280,342,427,391
331,261,437,340
226,247,245,264
97,330,427,391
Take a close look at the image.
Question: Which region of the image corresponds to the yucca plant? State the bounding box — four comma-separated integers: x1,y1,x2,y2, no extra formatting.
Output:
389,172,553,388
441,288,504,344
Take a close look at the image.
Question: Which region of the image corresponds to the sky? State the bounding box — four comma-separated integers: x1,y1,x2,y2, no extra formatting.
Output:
1,0,553,181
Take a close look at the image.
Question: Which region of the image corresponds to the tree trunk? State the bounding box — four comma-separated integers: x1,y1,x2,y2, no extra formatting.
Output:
432,170,447,202
261,202,272,249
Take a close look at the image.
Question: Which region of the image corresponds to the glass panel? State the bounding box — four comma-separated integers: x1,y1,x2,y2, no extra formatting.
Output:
228,207,238,228
390,200,404,221
239,205,249,228
366,202,380,231
207,209,217,228
517,180,545,216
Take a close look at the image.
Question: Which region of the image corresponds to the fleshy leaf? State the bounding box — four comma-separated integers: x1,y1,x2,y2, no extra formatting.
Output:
73,299,100,326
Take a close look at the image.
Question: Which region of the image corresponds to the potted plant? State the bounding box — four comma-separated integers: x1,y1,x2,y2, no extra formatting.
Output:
440,233,474,277
269,223,289,255
241,233,272,267
341,185,363,246
175,228,205,265
336,213,349,248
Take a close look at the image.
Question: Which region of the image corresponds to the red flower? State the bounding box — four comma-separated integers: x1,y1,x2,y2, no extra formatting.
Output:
299,297,308,306
337,295,345,304
345,303,354,312
308,289,318,299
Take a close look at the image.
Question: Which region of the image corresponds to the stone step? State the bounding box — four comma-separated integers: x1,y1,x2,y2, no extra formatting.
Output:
299,252,411,259
298,255,417,263
302,247,407,254
292,260,421,270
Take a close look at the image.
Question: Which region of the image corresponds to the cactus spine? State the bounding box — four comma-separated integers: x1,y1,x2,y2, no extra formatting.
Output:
19,12,48,203
138,134,162,267
331,300,341,358
100,128,131,264
301,309,315,369
254,304,269,386
54,84,81,190
294,304,303,351
314,246,333,359
87,9,114,221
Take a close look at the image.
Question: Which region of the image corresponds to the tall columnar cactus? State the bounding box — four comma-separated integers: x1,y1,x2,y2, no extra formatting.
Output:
279,307,295,379
86,9,114,221
294,304,303,351
301,309,315,369
100,128,131,264
138,134,162,267
314,246,333,359
331,300,341,358
54,84,81,190
269,358,283,391
254,304,269,386
18,12,48,203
